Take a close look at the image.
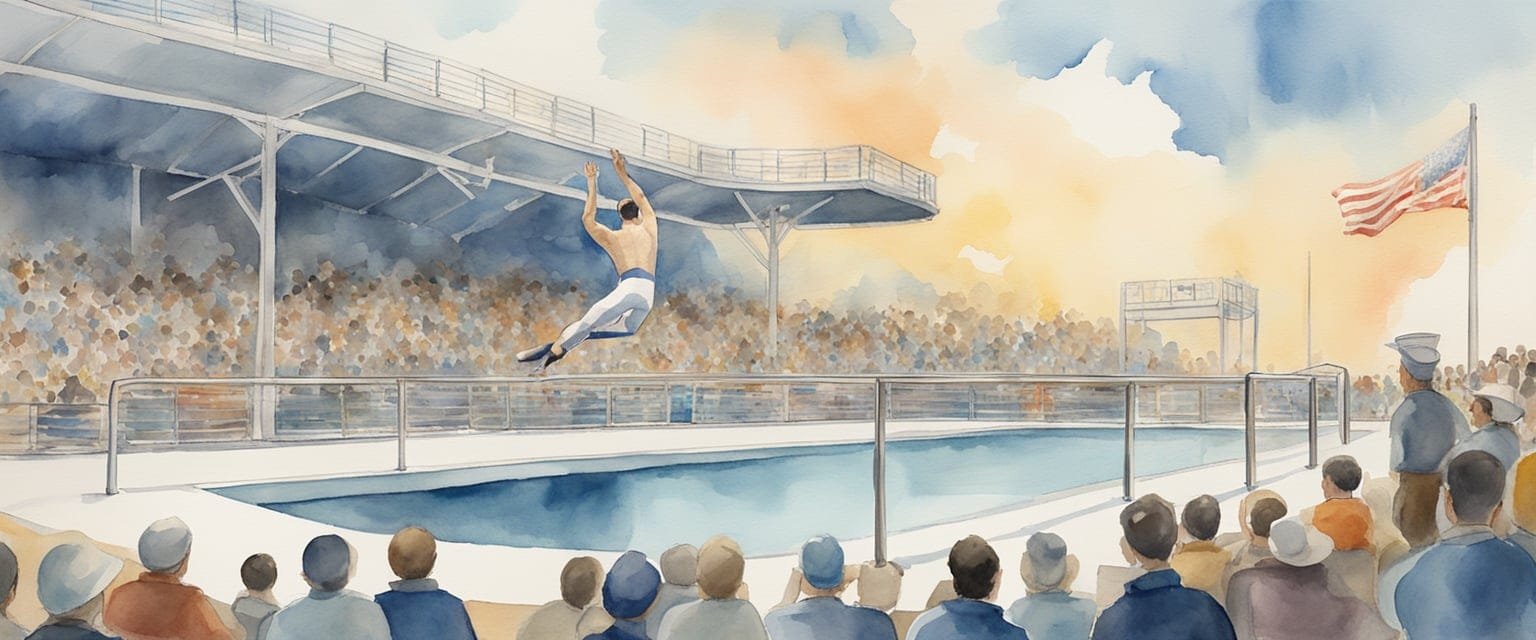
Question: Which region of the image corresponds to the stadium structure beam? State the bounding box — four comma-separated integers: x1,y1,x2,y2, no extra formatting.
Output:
728,193,835,370
280,83,365,119
0,60,718,228
256,117,278,440
298,145,363,190
17,16,77,64
129,165,142,254
222,175,259,230
448,192,544,242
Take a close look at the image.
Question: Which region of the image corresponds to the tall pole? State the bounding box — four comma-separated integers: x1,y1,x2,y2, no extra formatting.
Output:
1467,104,1479,375
767,208,780,371
1306,252,1312,368
257,118,278,440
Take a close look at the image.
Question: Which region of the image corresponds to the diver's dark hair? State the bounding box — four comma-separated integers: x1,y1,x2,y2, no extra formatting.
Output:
619,200,640,220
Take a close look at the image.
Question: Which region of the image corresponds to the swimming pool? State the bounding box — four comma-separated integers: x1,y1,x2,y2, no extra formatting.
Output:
212,426,1308,556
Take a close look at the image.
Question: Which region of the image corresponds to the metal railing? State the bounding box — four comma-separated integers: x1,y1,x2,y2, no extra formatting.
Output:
65,0,938,204
99,370,1348,562
0,402,108,453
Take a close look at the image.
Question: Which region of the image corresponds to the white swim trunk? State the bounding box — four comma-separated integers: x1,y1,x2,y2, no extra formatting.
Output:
556,269,655,352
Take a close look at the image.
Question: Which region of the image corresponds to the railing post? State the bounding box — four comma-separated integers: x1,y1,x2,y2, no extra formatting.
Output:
338,386,349,437
1198,384,1208,424
822,151,829,181
782,384,791,423
1244,374,1257,489
154,0,163,23
171,386,181,445
28,404,38,453
434,60,442,97
396,379,407,471
589,105,597,143
1340,371,1351,444
326,24,333,62
873,378,888,565
1307,377,1319,469
231,0,239,35
968,385,977,421
1123,381,1136,501
605,385,615,427
479,73,487,110
664,384,673,425
382,42,390,82
106,382,119,495
504,384,513,430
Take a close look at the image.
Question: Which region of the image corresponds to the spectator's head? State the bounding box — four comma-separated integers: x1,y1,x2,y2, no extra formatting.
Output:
798,534,847,595
1238,490,1288,541
137,516,193,576
560,556,603,609
696,535,746,600
301,534,354,593
1445,450,1506,525
947,535,1001,601
1516,455,1536,533
0,542,16,611
1471,395,1494,425
659,544,698,587
387,526,437,581
1474,384,1525,423
240,553,277,593
1120,495,1178,563
1267,519,1334,567
855,561,903,611
1020,532,1077,594
1181,495,1221,542
37,543,121,619
602,551,660,621
1321,455,1363,496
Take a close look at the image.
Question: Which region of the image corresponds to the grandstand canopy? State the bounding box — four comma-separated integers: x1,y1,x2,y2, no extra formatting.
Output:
0,0,938,238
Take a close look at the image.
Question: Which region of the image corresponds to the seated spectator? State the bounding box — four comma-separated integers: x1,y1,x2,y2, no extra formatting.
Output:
853,561,903,612
656,536,767,640
1311,456,1373,552
31,542,123,640
232,554,279,640
1225,520,1392,640
1091,539,1143,612
0,543,28,640
374,527,476,640
1221,491,1287,591
1093,495,1235,640
1511,453,1536,561
906,535,1025,640
103,517,233,640
1170,495,1230,600
764,535,895,640
1444,384,1523,471
1358,481,1409,572
519,556,602,640
584,551,660,640
1005,532,1094,640
645,545,700,639
265,534,391,640
1380,450,1536,638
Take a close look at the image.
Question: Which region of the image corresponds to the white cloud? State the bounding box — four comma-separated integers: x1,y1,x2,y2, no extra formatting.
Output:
958,245,1012,274
930,124,979,161
1016,40,1181,158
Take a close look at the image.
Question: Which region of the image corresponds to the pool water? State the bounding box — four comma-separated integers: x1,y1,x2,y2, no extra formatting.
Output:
217,427,1308,556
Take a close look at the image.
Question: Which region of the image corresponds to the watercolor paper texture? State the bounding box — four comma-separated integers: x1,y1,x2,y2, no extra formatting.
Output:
1,1,1534,639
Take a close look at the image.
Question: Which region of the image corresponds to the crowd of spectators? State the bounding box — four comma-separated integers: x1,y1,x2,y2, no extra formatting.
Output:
7,447,1536,639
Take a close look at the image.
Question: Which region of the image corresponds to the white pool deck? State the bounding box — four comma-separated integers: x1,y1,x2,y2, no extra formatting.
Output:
0,419,1386,614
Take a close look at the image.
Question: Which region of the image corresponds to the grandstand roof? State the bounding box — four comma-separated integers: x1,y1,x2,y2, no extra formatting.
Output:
0,0,938,239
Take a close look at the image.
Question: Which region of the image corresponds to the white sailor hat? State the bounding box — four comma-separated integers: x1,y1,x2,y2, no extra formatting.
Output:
1474,383,1525,423
1387,332,1440,380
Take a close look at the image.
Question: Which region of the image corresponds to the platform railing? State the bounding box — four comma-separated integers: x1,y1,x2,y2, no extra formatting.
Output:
101,370,1347,562
0,402,107,453
66,0,938,204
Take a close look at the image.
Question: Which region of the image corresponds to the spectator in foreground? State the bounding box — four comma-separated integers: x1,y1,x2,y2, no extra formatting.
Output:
1312,456,1373,552
854,561,903,612
103,517,233,640
1222,491,1287,586
656,535,767,640
1385,333,1469,549
265,534,391,640
1381,450,1536,638
1005,532,1093,640
1225,520,1392,640
1170,495,1230,600
906,535,1025,640
1511,453,1536,562
374,527,477,640
584,551,660,640
764,535,895,640
30,542,123,640
232,554,280,640
1093,495,1235,640
0,543,28,640
1445,384,1523,471
519,557,603,640
645,545,700,639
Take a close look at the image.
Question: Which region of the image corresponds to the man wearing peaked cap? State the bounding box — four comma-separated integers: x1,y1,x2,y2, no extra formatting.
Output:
763,535,897,640
1386,332,1470,549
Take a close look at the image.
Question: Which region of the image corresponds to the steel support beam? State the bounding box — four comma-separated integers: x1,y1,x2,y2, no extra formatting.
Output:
129,166,142,253
255,118,278,440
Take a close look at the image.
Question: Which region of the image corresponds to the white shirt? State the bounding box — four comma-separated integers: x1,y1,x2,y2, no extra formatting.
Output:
656,598,768,640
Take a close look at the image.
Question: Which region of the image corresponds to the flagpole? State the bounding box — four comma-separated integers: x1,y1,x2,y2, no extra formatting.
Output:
1468,104,1479,377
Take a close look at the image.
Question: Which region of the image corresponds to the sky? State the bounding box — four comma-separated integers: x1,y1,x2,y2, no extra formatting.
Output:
266,0,1536,373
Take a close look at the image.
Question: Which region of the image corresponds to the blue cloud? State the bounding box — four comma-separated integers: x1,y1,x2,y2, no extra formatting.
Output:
596,0,914,77
971,0,1536,162
433,0,521,39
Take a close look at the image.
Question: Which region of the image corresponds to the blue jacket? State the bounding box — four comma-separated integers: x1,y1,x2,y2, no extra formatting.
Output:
1091,569,1234,640
1005,591,1095,640
763,597,897,640
24,620,118,640
374,579,477,640
1390,390,1470,473
1391,525,1536,639
907,598,1028,640
584,619,648,640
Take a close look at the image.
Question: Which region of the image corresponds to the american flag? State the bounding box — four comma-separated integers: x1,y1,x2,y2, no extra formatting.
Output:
1333,129,1469,237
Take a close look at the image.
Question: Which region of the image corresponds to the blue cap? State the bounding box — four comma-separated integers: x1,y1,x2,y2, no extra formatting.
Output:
799,534,845,590
602,551,660,620
302,535,352,592
1387,333,1441,380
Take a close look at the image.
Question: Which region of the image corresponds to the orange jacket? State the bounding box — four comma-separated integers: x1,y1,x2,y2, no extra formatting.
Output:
105,572,233,640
